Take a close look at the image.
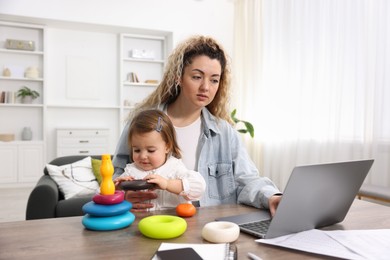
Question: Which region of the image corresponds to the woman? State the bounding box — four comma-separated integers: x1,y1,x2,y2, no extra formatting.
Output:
113,35,282,216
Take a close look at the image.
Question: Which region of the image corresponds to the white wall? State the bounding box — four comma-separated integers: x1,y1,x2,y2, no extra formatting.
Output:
0,0,234,54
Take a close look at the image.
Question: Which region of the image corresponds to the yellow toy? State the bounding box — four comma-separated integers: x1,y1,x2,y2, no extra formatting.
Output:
100,154,115,195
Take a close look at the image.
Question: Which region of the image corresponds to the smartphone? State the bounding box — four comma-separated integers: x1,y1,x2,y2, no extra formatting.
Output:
156,247,202,260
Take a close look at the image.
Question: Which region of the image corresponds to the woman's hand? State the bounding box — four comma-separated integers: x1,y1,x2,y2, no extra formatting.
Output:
125,190,158,212
268,195,282,217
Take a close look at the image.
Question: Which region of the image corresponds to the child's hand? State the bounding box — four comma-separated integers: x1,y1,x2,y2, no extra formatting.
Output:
114,176,134,188
144,174,168,190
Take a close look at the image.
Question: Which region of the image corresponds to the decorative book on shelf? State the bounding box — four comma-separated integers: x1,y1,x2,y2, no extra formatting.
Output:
0,91,16,104
145,79,159,84
127,72,139,83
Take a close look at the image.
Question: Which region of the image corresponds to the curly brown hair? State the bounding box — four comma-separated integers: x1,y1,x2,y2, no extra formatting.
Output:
128,35,232,124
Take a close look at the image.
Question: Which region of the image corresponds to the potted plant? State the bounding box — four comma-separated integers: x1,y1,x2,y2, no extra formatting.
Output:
17,86,40,104
231,109,255,138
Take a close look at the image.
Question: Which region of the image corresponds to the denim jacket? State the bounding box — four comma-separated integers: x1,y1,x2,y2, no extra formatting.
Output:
112,106,280,209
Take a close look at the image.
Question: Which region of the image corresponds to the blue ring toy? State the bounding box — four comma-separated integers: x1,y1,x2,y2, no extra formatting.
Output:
138,215,187,239
82,201,132,217
82,211,135,231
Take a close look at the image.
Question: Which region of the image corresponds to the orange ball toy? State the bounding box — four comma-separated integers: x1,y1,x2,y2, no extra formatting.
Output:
176,203,197,218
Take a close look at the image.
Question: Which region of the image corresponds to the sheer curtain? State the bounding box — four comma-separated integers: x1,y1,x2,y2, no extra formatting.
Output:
233,0,390,190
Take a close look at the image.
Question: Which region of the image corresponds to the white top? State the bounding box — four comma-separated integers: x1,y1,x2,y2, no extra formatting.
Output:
121,156,206,211
174,116,201,171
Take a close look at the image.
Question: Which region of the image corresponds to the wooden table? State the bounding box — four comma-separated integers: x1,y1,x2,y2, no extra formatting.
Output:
1,199,390,259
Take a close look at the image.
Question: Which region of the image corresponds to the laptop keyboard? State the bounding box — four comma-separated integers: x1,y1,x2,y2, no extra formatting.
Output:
239,219,272,236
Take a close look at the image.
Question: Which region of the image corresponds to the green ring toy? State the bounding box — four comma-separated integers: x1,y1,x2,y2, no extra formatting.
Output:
138,215,187,239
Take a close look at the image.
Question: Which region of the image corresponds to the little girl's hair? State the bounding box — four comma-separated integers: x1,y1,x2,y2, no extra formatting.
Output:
128,109,181,159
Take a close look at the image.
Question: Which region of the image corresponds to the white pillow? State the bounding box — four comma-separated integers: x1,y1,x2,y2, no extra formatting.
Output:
46,156,99,199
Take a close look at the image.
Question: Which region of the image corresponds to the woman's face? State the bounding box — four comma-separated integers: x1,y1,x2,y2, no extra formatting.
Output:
178,55,222,109
131,131,169,171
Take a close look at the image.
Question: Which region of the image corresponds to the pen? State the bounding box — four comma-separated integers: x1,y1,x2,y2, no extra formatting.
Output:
247,252,263,260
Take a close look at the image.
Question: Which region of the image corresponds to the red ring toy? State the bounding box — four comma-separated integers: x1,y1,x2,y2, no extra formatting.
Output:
93,190,125,205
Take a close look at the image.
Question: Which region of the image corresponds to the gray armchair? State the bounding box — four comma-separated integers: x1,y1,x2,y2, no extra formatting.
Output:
26,155,105,220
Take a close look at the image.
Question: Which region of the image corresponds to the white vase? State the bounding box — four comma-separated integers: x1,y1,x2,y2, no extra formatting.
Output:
22,96,33,104
22,127,32,141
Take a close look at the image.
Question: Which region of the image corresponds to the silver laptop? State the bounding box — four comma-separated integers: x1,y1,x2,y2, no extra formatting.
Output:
216,159,374,239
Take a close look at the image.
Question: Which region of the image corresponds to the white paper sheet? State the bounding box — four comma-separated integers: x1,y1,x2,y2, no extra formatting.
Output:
324,229,390,260
257,229,390,260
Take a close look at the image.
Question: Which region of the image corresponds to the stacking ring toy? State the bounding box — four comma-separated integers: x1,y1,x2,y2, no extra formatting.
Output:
93,190,125,205
138,215,187,239
201,221,240,243
82,211,135,231
82,201,132,217
120,180,156,190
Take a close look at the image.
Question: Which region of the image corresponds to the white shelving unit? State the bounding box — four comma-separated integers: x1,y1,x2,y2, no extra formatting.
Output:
119,34,166,125
0,19,171,186
0,21,45,185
